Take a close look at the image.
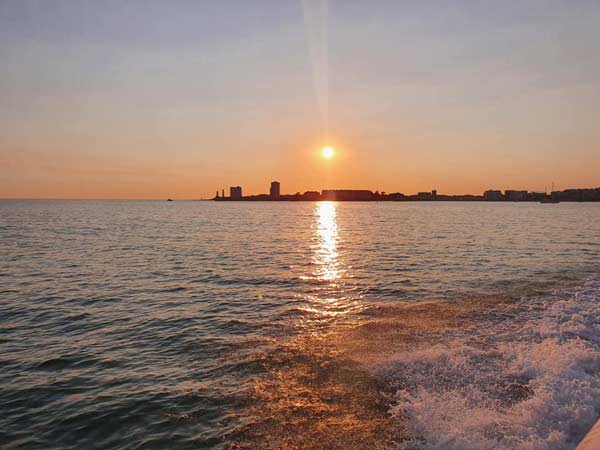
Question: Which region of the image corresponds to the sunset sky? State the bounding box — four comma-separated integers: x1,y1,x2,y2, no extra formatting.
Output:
1,0,599,199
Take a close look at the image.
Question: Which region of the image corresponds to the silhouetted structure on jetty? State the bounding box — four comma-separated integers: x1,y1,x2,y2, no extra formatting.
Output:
213,182,600,202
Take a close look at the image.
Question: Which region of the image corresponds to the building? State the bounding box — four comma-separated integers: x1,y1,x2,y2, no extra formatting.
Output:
483,190,503,201
505,190,528,201
302,191,320,201
417,191,436,200
230,186,242,200
557,188,600,202
387,192,406,200
270,181,281,199
321,190,375,201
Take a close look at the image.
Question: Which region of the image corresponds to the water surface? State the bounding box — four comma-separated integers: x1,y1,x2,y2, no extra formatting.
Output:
2,201,600,449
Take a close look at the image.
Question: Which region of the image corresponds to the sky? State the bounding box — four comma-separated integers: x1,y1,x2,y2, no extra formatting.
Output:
1,0,599,199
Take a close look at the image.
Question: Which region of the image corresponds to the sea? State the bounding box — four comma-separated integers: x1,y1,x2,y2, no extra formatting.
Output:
2,200,600,450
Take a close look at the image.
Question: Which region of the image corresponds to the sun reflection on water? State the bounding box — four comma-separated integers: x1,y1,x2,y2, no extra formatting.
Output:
314,202,342,282
299,202,364,321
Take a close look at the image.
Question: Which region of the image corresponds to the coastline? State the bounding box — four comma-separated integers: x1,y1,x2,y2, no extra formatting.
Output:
213,187,600,202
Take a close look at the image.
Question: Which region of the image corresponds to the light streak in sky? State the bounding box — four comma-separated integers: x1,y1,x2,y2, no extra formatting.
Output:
302,0,329,139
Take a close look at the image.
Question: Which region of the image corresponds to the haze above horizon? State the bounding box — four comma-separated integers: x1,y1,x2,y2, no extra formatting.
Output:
1,1,600,199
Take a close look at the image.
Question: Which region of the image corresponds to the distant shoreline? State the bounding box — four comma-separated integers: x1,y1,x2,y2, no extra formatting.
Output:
213,187,600,202
213,199,600,202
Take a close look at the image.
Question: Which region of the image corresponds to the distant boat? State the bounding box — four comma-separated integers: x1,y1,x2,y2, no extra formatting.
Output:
167,198,173,202
540,182,559,203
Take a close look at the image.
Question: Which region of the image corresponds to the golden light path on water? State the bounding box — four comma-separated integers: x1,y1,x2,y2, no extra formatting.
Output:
314,201,341,281
300,202,364,321
237,202,394,449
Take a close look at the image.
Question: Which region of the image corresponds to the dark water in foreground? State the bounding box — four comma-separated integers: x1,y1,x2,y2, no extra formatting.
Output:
2,200,600,449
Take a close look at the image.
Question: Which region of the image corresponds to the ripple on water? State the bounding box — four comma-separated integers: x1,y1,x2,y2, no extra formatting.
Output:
1,201,600,449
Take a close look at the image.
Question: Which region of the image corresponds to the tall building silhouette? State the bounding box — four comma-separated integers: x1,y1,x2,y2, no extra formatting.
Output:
230,186,242,200
270,181,280,199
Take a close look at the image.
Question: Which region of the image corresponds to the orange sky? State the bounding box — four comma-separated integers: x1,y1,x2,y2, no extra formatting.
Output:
1,1,599,199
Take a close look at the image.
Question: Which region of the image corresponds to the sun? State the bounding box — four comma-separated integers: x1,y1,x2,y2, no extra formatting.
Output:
321,146,335,159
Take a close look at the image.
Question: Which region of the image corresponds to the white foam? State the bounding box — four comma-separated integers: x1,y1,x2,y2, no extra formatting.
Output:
377,278,600,450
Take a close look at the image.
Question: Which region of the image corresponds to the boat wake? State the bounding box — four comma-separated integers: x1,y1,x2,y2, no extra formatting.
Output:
373,277,600,450
230,277,600,449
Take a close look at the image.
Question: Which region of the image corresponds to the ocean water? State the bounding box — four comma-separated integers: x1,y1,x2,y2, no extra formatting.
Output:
1,200,600,449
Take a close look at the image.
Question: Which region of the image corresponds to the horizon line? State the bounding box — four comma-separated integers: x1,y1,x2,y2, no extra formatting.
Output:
5,185,599,201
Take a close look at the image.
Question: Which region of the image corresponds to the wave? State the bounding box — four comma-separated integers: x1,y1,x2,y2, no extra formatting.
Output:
374,277,600,450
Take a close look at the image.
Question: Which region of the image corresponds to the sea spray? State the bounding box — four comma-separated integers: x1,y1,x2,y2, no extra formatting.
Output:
377,279,600,450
